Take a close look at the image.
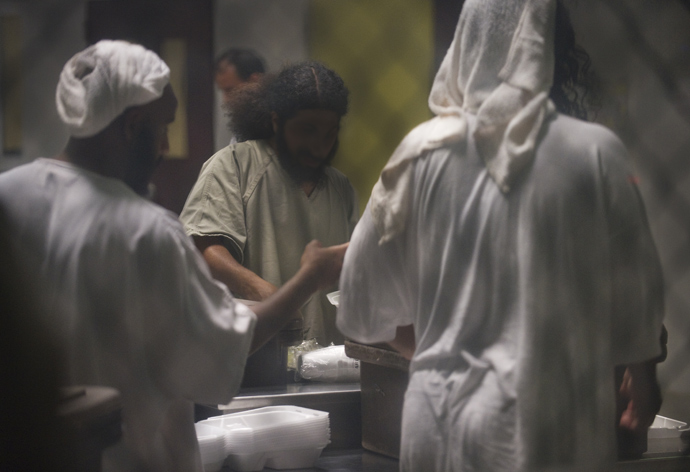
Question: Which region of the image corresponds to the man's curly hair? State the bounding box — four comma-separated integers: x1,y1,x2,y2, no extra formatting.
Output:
550,0,600,120
229,61,349,142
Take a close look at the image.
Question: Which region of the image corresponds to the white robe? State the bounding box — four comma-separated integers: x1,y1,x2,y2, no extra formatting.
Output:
0,158,256,472
337,114,664,471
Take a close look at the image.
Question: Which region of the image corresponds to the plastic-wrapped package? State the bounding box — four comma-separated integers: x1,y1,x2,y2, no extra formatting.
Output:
287,338,322,371
298,345,360,382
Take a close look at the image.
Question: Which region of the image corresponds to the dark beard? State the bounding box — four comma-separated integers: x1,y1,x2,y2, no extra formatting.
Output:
274,124,338,189
124,126,160,195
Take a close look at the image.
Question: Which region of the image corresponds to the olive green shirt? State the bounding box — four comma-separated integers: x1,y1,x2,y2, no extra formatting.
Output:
181,139,358,345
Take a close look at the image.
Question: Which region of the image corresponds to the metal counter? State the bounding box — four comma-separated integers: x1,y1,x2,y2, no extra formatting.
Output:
217,382,363,450
220,382,361,412
616,454,690,471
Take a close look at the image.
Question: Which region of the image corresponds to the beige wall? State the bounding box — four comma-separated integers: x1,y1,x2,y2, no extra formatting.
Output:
0,0,86,172
213,0,310,151
309,0,434,213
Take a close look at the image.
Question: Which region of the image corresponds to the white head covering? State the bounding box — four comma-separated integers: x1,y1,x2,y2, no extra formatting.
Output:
56,40,170,138
370,0,557,244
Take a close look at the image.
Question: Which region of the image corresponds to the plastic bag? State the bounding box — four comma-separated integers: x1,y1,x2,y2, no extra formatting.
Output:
287,338,322,371
298,345,360,382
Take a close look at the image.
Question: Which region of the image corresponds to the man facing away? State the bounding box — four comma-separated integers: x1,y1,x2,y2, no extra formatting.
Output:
0,40,346,472
214,48,265,107
337,1,665,471
214,48,266,146
181,62,358,349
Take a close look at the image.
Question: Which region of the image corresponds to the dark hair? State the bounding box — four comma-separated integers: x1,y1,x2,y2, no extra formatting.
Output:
229,61,349,142
215,48,266,81
550,0,599,120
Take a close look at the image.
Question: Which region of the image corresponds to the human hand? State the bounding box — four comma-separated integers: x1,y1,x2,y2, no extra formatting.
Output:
299,240,348,292
617,363,661,433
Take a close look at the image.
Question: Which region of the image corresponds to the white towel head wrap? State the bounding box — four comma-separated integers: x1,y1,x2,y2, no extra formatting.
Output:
56,40,170,138
370,0,557,244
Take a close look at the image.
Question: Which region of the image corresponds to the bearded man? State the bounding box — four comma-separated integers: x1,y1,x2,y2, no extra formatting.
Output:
181,62,358,353
0,41,347,471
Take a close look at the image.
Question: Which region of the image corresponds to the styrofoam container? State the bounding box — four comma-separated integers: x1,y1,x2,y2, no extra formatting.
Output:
195,423,226,472
196,406,330,472
647,415,690,455
201,406,329,453
326,291,340,307
223,451,266,472
263,446,328,469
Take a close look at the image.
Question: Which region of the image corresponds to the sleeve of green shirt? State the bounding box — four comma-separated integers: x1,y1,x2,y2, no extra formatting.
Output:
332,172,360,236
346,176,360,234
180,146,247,263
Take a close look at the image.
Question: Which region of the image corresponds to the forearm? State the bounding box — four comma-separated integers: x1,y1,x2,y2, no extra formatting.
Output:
617,359,661,432
194,236,277,300
249,268,316,353
194,237,347,356
250,240,348,354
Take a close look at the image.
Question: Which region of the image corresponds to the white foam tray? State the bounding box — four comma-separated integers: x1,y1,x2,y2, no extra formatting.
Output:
197,405,330,472
326,290,340,307
647,415,690,455
195,423,227,472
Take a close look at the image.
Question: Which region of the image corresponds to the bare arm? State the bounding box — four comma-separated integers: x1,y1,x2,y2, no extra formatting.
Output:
617,359,662,433
248,240,348,353
193,235,277,301
616,325,666,435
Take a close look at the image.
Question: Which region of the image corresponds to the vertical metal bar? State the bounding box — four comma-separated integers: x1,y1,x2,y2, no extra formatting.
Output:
160,37,189,160
1,14,22,155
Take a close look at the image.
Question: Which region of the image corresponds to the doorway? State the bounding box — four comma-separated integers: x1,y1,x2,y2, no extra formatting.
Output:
86,0,214,214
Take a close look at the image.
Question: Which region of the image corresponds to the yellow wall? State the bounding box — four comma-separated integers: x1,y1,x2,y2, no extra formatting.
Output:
309,0,434,213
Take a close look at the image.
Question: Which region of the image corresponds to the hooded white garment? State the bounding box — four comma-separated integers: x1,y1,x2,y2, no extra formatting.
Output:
370,0,555,244
56,40,170,138
337,0,665,470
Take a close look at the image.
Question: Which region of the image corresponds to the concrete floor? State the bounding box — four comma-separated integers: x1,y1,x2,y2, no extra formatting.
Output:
218,448,399,472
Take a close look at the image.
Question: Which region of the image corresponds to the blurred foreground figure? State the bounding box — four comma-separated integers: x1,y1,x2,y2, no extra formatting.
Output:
0,205,70,471
337,1,664,470
0,40,346,472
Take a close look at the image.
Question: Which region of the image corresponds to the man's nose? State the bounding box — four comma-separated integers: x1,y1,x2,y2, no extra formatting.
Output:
310,136,333,160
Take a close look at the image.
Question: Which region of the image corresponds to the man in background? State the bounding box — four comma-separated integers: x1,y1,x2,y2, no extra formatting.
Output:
215,48,265,146
215,48,265,106
0,40,346,472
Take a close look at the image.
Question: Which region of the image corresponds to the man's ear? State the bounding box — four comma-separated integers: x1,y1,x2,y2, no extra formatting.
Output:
248,72,263,83
271,111,279,134
123,109,144,143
